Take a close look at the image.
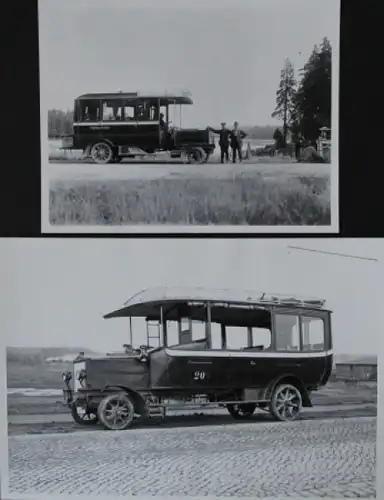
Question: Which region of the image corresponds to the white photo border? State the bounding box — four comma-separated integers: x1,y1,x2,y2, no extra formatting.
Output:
39,0,340,234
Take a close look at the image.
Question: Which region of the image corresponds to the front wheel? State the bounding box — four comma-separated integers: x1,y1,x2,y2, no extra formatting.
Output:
70,402,98,425
227,403,256,419
204,150,212,163
186,147,205,164
270,383,303,422
90,142,114,164
97,392,135,430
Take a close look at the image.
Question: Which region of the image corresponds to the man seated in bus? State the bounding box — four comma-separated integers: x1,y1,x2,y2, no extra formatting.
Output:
136,103,150,121
84,104,99,121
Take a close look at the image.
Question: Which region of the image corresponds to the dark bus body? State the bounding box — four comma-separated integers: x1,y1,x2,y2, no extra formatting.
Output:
61,92,215,164
63,287,333,430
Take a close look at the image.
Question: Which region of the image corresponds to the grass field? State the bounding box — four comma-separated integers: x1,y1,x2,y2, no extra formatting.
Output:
50,172,330,225
7,362,69,390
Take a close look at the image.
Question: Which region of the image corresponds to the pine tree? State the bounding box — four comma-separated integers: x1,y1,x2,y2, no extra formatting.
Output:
293,38,332,142
271,58,297,146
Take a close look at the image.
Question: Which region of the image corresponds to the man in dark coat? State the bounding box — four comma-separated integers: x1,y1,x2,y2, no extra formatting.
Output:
209,122,231,163
230,121,247,163
159,113,166,129
159,113,167,148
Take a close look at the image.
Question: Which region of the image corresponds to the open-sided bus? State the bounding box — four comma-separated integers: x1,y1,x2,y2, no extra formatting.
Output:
60,91,215,164
63,287,333,430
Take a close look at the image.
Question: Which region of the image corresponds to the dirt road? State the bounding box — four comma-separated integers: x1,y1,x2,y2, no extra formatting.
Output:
8,403,376,436
47,160,330,184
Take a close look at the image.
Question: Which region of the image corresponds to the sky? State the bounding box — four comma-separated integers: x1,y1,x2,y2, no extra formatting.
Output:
0,238,381,356
39,0,339,127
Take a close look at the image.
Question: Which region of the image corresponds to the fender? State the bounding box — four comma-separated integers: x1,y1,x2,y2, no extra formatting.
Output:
102,384,150,416
262,374,313,407
98,138,115,148
84,138,116,156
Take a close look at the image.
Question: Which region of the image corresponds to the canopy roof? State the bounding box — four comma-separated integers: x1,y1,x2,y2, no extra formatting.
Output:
76,92,193,105
104,286,329,323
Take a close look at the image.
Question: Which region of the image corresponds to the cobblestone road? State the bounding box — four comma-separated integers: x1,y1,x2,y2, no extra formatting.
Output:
8,417,376,497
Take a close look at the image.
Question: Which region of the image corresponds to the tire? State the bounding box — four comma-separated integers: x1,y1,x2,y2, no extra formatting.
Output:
270,383,303,422
227,403,257,420
97,392,135,431
187,147,204,164
90,142,114,164
70,401,98,426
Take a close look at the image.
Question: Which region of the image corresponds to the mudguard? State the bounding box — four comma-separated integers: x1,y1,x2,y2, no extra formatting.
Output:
102,384,150,416
263,374,313,407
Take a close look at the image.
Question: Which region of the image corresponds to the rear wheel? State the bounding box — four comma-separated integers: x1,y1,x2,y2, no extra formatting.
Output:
90,142,114,164
227,403,256,419
97,392,135,430
270,383,303,422
70,401,98,425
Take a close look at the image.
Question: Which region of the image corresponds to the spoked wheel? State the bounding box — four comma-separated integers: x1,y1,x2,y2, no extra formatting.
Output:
90,142,114,164
97,393,135,431
70,402,98,425
270,384,303,422
227,403,257,419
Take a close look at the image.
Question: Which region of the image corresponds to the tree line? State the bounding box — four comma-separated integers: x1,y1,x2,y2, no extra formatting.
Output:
271,37,332,147
48,109,74,138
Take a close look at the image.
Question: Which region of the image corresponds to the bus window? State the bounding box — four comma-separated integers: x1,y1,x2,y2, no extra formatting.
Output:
77,100,100,122
122,103,136,121
102,101,122,121
275,314,300,351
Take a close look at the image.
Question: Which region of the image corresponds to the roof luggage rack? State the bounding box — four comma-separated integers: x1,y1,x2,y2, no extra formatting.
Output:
258,293,325,309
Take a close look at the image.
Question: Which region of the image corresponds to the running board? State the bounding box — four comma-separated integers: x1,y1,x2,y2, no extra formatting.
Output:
118,146,148,156
147,400,271,413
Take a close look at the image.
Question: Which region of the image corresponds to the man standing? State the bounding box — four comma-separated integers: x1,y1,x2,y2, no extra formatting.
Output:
230,121,247,163
159,113,167,148
209,122,230,163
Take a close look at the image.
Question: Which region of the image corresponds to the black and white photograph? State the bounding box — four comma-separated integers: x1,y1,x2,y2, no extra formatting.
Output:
1,238,379,498
40,0,339,231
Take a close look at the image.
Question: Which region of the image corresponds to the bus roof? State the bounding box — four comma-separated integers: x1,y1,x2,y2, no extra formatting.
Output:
104,286,330,319
75,92,193,105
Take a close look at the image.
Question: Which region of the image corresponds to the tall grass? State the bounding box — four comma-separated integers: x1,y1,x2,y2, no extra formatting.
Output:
50,174,330,226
